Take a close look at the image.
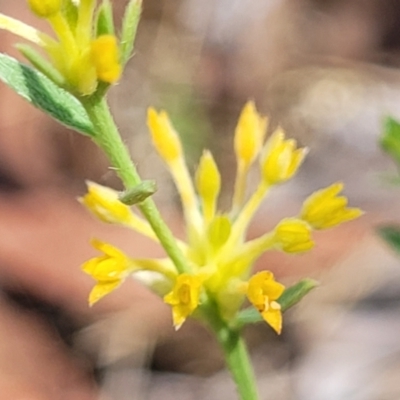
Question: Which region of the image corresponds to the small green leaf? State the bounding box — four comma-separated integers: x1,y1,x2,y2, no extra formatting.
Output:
232,278,319,329
278,278,318,310
96,0,115,36
381,116,400,166
0,53,95,136
231,308,261,327
16,43,65,87
120,0,142,66
119,180,157,205
378,225,400,254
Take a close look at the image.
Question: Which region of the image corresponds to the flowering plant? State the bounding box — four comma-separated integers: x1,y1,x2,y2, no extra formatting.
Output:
0,1,362,399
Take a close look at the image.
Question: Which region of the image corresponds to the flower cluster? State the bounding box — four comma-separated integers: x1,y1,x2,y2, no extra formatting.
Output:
0,0,137,95
81,102,362,333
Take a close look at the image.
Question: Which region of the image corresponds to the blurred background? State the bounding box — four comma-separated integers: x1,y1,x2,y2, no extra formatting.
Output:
1,0,400,399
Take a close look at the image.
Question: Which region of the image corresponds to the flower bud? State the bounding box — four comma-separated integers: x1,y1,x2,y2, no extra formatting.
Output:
234,101,267,166
195,150,220,205
301,183,363,229
260,128,307,185
147,108,183,162
80,181,134,225
28,0,62,18
91,35,121,83
274,218,314,253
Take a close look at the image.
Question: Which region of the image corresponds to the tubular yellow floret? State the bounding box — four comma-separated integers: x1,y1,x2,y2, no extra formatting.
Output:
164,274,203,329
234,101,267,166
260,128,307,185
147,108,183,162
232,102,267,213
273,218,314,253
301,183,363,229
195,151,221,222
246,271,285,334
28,0,62,18
91,35,121,83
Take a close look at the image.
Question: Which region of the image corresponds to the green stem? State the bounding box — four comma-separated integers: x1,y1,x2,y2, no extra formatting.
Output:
216,326,259,399
204,303,259,400
81,94,190,274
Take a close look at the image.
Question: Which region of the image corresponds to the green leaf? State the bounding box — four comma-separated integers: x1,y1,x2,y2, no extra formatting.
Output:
232,278,319,329
96,0,115,36
120,0,142,66
378,225,400,254
278,278,318,310
119,180,157,205
16,43,65,87
0,53,95,136
381,116,400,166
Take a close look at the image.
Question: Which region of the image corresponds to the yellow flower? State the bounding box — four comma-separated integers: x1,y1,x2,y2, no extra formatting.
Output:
79,103,361,330
232,101,267,212
0,0,124,94
91,35,121,84
83,239,179,305
147,107,202,231
260,128,307,185
234,101,267,167
79,181,159,240
164,274,203,329
301,183,363,229
80,181,134,225
195,150,221,223
28,0,62,18
147,108,183,162
273,218,314,253
82,239,134,306
246,271,285,334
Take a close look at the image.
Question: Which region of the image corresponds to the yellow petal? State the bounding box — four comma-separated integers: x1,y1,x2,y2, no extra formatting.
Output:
82,239,131,281
274,218,314,253
196,150,221,222
89,281,121,306
164,274,203,329
248,271,285,302
91,35,121,83
261,304,282,334
147,108,183,162
260,128,307,185
246,271,284,334
301,183,363,229
28,0,62,18
80,181,134,225
234,101,267,166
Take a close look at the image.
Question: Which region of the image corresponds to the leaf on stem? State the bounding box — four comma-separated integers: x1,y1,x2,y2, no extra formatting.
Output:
120,0,142,66
96,0,115,36
0,53,95,136
16,43,65,87
119,180,157,205
378,225,400,254
381,116,400,167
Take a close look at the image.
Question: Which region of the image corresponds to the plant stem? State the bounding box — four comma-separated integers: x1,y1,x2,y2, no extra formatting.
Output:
81,94,190,274
216,324,259,399
204,302,259,400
